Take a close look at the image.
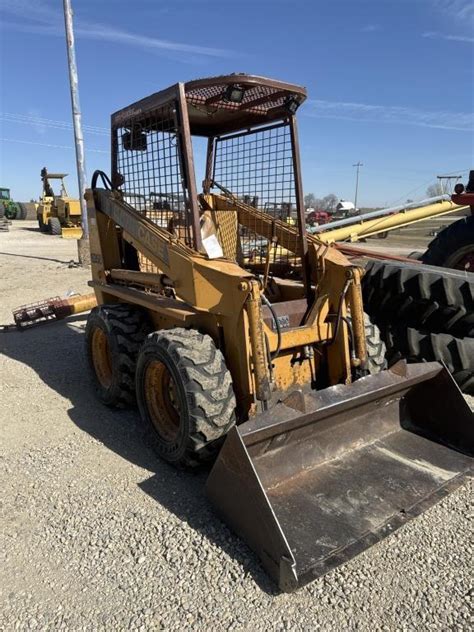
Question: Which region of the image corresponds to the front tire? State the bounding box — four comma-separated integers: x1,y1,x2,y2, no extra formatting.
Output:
136,328,236,468
48,216,62,235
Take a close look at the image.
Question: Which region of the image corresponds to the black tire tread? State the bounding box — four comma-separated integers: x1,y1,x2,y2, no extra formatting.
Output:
138,328,236,467
19,202,37,220
363,260,474,338
347,313,387,374
387,326,474,395
48,216,62,235
421,215,474,269
362,260,474,394
86,304,150,407
363,313,387,373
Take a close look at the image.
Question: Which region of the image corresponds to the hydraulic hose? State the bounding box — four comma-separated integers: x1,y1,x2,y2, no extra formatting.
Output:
91,170,113,190
261,294,281,360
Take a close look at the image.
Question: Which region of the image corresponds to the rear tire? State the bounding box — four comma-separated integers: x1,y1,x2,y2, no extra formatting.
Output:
363,313,387,374
136,328,236,468
347,313,387,375
85,304,150,407
48,216,62,235
421,215,474,271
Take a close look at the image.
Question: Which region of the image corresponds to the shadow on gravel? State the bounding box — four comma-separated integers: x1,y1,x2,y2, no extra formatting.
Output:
0,319,277,595
0,251,73,265
14,226,60,236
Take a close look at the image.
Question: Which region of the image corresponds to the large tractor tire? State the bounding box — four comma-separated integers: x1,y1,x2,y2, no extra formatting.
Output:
48,216,62,235
363,260,474,338
85,304,150,407
0,204,5,219
362,260,474,393
421,215,474,272
136,328,236,468
22,203,37,220
386,327,474,395
15,204,25,220
16,203,35,220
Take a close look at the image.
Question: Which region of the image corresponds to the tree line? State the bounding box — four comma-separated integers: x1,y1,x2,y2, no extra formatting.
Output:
304,193,339,212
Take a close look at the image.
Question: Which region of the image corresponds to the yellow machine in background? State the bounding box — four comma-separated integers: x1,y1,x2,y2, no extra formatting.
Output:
37,167,82,238
313,197,467,244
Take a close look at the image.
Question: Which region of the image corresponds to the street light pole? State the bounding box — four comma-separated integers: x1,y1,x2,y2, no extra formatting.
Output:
63,0,90,264
353,161,363,211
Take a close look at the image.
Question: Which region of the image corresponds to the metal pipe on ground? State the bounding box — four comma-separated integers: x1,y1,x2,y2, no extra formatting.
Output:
13,293,97,329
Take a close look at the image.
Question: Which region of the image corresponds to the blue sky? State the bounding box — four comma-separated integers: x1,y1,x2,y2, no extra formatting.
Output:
0,0,473,207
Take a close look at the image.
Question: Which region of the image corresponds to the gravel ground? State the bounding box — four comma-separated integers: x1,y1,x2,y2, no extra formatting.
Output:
1,221,473,630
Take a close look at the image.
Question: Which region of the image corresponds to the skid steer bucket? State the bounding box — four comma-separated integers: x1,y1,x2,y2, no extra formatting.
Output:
207,362,473,592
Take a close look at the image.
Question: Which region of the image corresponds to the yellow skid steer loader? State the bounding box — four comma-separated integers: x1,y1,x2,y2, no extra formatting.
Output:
85,74,473,591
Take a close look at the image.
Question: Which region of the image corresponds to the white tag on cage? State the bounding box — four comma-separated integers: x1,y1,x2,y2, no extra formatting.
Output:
202,234,223,259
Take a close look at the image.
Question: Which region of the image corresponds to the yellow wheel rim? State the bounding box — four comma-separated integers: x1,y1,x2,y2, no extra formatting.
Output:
144,360,180,442
91,327,113,389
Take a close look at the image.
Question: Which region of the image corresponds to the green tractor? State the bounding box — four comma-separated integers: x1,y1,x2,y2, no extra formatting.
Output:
0,188,20,219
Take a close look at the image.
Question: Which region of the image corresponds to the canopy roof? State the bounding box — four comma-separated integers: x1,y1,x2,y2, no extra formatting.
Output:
112,73,307,137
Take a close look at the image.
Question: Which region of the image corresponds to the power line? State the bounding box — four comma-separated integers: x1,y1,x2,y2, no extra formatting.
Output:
388,169,470,206
1,111,108,132
0,112,109,136
0,137,108,153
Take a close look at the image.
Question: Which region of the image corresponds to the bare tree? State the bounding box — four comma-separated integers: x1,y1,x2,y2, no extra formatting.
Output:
321,193,338,213
304,192,339,212
426,183,444,198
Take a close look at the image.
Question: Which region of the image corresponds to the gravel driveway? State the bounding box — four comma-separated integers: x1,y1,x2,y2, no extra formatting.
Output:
1,222,472,630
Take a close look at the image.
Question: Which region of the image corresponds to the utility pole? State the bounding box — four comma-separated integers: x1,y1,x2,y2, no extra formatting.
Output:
353,161,363,211
63,0,90,265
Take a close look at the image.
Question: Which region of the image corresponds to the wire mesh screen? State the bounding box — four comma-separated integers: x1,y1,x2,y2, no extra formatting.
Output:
114,101,192,264
213,122,299,265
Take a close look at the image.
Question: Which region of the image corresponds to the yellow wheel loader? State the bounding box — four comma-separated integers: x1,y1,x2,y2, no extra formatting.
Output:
85,74,473,592
37,167,82,238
